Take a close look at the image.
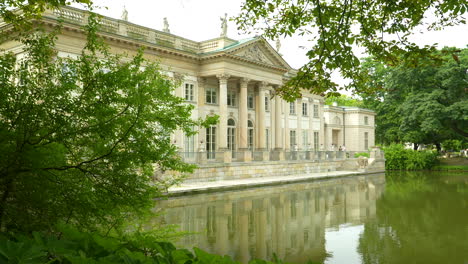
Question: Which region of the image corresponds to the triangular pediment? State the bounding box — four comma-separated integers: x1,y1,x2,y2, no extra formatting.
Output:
228,39,292,70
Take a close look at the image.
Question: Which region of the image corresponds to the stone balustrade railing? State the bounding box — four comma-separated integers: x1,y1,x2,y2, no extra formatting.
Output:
41,6,228,54
179,150,377,164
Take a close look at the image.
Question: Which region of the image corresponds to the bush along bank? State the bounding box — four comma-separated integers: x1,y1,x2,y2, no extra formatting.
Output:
383,144,439,170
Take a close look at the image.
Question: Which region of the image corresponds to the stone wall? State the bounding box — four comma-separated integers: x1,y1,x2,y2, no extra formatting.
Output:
162,156,385,183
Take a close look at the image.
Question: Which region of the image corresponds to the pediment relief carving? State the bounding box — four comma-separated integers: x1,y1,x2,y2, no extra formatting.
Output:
234,44,277,66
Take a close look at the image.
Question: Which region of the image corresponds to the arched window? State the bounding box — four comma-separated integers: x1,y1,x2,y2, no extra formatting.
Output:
248,120,254,150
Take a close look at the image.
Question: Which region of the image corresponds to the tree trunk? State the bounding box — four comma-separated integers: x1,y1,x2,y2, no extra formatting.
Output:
435,143,441,152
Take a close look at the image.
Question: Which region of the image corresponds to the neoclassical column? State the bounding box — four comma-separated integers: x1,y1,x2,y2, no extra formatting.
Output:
239,78,250,149
217,74,230,150
274,94,283,149
257,82,268,150
284,100,290,150
197,77,206,107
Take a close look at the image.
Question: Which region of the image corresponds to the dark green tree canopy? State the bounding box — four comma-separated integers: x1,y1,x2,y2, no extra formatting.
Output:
236,0,467,99
360,47,467,145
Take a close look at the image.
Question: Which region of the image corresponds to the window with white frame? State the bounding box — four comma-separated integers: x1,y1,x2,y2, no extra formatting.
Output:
364,116,369,125
265,96,270,111
302,131,308,149
314,131,319,150
184,83,194,101
313,104,319,118
248,120,254,150
205,87,217,104
302,102,308,116
248,94,254,109
290,130,297,147
266,128,270,150
206,126,216,159
184,133,195,158
227,90,236,106
290,102,296,115
364,132,369,150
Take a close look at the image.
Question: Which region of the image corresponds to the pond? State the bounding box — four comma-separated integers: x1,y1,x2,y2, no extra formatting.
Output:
156,172,468,264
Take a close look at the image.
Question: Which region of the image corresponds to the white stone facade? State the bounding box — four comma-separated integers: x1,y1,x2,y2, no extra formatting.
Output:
0,6,375,162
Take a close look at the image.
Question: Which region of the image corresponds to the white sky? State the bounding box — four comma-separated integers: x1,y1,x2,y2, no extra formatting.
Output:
72,0,468,80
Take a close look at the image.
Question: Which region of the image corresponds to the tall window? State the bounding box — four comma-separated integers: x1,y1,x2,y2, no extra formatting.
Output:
248,120,254,150
302,131,308,149
248,94,254,109
302,102,308,116
227,119,236,153
206,87,217,104
364,116,369,125
184,133,195,157
206,126,216,159
227,90,236,106
314,132,319,150
313,105,319,118
290,102,296,115
266,128,270,150
184,83,194,101
364,132,369,150
265,96,270,111
290,130,297,148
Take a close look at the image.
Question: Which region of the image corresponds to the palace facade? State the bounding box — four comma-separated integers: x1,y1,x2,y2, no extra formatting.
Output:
0,7,375,163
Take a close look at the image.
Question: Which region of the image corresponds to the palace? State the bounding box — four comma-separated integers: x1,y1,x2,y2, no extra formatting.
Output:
0,6,375,163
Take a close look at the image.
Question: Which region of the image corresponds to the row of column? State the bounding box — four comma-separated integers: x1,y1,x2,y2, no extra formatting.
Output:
175,73,325,154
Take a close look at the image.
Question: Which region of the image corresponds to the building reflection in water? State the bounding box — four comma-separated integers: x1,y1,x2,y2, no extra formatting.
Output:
156,174,385,263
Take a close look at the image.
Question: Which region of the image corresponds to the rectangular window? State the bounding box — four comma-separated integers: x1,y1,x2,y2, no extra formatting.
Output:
184,133,195,158
302,102,308,116
265,96,270,111
313,104,319,118
290,130,297,147
184,83,194,101
364,132,369,150
290,102,296,115
314,131,319,150
266,129,270,150
205,87,217,104
206,126,216,159
302,131,308,149
248,94,254,109
364,116,369,125
227,90,236,106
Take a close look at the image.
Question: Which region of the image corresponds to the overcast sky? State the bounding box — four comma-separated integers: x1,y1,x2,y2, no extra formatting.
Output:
72,0,468,73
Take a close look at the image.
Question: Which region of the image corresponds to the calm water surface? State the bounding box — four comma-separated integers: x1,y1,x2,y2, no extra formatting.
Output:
156,172,468,264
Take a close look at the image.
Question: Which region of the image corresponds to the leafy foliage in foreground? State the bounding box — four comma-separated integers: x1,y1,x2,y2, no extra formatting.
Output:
383,144,438,170
0,15,216,234
0,225,312,264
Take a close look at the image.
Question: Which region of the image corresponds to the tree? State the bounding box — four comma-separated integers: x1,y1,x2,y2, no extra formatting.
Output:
324,94,363,107
360,48,467,147
235,0,467,100
1,0,92,29
0,16,216,234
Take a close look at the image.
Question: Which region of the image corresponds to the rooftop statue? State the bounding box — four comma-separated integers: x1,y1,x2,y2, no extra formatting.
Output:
163,17,170,33
276,38,281,52
220,13,227,37
121,6,128,21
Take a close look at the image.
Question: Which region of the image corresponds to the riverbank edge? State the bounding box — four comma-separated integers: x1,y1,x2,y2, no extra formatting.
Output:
165,170,385,197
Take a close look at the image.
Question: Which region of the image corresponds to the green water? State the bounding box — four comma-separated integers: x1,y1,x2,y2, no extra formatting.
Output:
157,172,468,264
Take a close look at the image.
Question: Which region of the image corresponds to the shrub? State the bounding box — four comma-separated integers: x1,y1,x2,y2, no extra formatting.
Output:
354,152,370,158
383,144,438,170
